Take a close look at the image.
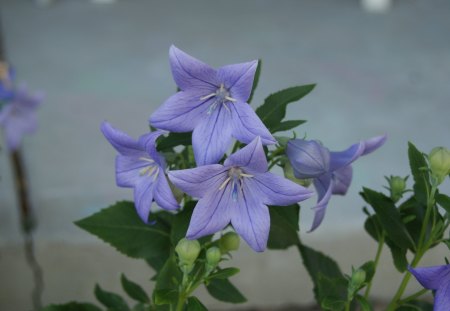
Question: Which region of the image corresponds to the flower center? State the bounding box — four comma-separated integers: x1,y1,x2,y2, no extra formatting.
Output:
218,167,253,202
138,157,160,181
200,83,237,115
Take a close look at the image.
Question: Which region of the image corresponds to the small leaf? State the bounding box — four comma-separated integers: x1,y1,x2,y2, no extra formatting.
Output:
436,193,450,214
355,295,374,311
205,278,246,303
385,239,408,272
248,59,262,103
255,84,315,131
120,274,150,303
41,302,102,311
208,267,240,280
271,120,306,133
170,201,197,245
155,254,182,291
157,132,192,151
408,142,430,206
153,289,178,306
316,274,348,311
267,204,300,249
185,297,208,311
94,284,130,311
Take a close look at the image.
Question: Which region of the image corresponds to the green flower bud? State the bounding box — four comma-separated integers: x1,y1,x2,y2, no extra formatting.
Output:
175,238,201,266
283,161,312,187
429,147,450,185
206,247,221,267
351,268,366,287
386,175,407,202
219,232,240,253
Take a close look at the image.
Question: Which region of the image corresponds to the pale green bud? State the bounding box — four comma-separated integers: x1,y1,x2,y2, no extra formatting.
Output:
219,232,240,253
206,247,221,267
283,161,312,187
351,269,366,287
429,147,450,185
175,238,201,265
386,175,407,202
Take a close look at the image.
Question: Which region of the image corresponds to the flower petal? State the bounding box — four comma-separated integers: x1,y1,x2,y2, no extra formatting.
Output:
138,130,165,167
251,172,313,206
192,105,233,165
329,142,365,171
362,134,387,156
224,136,267,174
133,178,155,223
409,265,450,290
101,122,143,156
168,164,227,198
230,101,276,145
217,60,258,102
149,90,212,132
186,185,232,239
286,139,330,179
169,45,218,91
115,155,148,187
332,165,353,195
435,280,450,311
231,182,270,252
153,172,179,210
309,174,333,232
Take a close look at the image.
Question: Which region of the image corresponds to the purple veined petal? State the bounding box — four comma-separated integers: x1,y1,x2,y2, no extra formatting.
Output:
434,279,450,311
409,265,450,290
230,101,276,145
329,141,365,172
101,122,143,156
168,164,227,198
250,172,313,206
153,172,180,211
149,90,212,132
133,178,155,223
362,134,387,156
217,60,258,102
186,184,233,239
309,174,333,232
115,155,149,187
286,139,330,179
192,105,234,165
231,181,270,252
224,136,268,174
138,130,165,167
332,165,353,195
0,103,13,124
169,45,219,92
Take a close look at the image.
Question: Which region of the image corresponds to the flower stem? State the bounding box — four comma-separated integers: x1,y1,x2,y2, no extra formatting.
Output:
398,288,429,304
364,233,385,299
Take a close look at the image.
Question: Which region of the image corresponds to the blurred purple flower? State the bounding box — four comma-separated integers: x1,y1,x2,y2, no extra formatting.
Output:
150,46,276,166
101,122,179,222
0,85,43,151
0,62,15,101
169,137,312,252
409,264,450,311
286,134,387,232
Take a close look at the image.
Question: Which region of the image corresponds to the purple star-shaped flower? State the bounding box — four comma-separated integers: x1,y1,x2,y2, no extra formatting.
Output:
409,264,450,311
0,85,43,151
149,46,276,166
101,122,179,222
168,137,313,252
286,134,387,232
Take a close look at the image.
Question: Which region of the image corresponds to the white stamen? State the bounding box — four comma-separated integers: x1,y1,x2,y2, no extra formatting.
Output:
139,157,154,163
200,93,216,101
219,176,231,190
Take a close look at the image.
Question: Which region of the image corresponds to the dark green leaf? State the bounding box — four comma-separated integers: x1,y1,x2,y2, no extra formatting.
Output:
120,274,150,303
364,214,382,242
267,204,300,249
170,201,197,245
354,295,373,311
248,60,261,103
157,132,192,151
385,239,408,272
94,284,130,311
185,297,208,311
208,267,240,280
153,289,178,306
358,261,375,284
408,142,430,206
255,84,315,131
317,274,348,311
75,201,171,259
398,196,426,246
362,188,415,250
146,256,169,275
271,120,306,133
397,300,433,311
155,254,182,291
205,278,246,303
41,302,102,311
436,193,450,214
131,303,151,311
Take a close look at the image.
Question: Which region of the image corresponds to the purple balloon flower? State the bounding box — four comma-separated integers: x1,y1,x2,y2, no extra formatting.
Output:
286,134,387,232
101,122,179,222
0,63,15,101
168,137,313,252
409,264,450,311
0,85,43,151
150,46,276,166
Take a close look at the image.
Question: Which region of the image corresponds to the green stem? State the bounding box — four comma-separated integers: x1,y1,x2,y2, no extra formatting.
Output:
175,293,186,311
364,233,385,299
398,288,429,304
344,302,350,311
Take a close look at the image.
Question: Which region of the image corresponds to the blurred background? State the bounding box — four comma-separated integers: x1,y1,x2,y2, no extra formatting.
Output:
0,0,449,310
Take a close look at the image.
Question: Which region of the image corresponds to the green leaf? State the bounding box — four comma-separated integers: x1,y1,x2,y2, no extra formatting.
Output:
270,120,306,133
120,274,150,303
267,204,300,249
248,59,261,103
185,297,208,311
436,193,450,214
41,302,102,311
94,284,130,311
255,84,315,131
208,267,240,280
155,254,182,291
385,238,408,272
364,214,383,242
408,142,430,206
317,274,348,311
362,188,415,250
157,132,192,151
153,289,178,306
75,201,171,259
170,201,197,245
354,295,373,311
205,278,246,303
